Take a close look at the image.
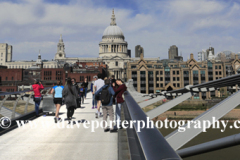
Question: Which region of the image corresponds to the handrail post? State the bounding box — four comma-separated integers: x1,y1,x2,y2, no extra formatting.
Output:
24,92,34,114
11,93,25,119
0,95,10,113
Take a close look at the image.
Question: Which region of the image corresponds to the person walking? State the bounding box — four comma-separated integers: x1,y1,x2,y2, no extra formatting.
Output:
63,78,78,123
95,79,116,132
79,84,85,104
91,76,97,109
112,79,127,129
71,78,81,108
94,73,105,118
32,79,44,117
82,77,88,99
50,80,64,123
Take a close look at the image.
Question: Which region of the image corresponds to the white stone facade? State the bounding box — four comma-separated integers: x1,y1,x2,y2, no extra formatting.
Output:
1,9,159,80
0,43,12,65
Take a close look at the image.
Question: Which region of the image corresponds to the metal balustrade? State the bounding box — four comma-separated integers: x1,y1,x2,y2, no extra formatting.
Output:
125,73,240,158
0,87,52,120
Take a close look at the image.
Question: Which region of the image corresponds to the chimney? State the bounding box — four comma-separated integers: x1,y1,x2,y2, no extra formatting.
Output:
190,53,194,59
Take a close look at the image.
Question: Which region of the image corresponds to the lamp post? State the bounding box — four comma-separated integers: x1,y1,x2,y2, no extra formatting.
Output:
228,69,231,96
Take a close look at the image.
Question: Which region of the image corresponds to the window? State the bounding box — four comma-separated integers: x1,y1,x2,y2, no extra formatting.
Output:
1,53,2,57
208,61,213,69
156,83,159,87
115,61,118,66
219,66,221,69
215,71,218,75
173,77,176,81
160,77,163,81
173,71,175,75
177,83,180,87
6,77,8,80
156,77,159,81
160,71,163,75
156,71,159,75
177,77,179,81
215,66,218,69
193,71,198,74
177,71,179,75
219,71,222,75
160,83,163,87
201,71,205,75
173,83,176,87
132,71,137,75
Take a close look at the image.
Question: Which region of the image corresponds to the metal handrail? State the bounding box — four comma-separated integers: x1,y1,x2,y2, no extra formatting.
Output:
0,87,52,97
0,87,52,120
123,91,181,160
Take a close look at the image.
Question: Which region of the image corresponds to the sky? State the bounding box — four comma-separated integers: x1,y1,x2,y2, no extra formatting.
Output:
0,0,240,61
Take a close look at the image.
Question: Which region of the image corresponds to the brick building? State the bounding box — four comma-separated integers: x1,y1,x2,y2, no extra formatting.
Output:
127,53,240,99
0,62,108,92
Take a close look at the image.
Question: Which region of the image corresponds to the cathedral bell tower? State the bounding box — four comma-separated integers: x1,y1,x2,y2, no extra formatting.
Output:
55,34,66,60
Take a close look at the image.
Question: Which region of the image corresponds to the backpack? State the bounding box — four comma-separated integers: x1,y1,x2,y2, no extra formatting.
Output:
100,85,111,105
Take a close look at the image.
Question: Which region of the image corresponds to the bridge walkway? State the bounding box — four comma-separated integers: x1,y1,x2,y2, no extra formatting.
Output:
0,92,118,160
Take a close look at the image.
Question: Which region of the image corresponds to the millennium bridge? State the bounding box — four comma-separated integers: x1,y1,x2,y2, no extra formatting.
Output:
1,74,240,160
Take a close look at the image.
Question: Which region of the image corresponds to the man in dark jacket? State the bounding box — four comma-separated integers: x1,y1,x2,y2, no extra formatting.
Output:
112,79,127,129
71,78,81,108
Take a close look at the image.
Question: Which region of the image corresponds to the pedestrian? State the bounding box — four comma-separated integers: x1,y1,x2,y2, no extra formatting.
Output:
79,84,85,103
110,75,116,88
112,79,127,129
63,78,78,123
71,78,81,108
111,75,117,105
95,79,116,132
32,79,44,117
91,75,97,109
82,77,89,99
50,80,64,123
94,73,105,118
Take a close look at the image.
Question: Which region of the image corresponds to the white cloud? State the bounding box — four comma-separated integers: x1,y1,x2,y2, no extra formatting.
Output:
0,0,240,61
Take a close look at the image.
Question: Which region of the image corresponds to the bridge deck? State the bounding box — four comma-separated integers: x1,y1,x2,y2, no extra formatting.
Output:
0,93,118,160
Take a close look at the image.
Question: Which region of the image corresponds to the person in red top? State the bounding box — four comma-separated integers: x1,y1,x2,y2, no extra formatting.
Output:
32,79,44,116
112,79,127,129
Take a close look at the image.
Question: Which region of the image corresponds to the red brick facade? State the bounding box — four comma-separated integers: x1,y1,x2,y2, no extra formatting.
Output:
0,69,23,82
0,62,108,91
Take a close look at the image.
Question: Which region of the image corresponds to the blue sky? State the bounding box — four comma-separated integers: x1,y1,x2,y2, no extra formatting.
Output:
0,0,240,61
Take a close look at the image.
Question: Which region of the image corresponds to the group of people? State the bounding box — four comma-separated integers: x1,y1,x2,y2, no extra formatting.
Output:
32,73,127,132
32,77,89,123
91,74,127,132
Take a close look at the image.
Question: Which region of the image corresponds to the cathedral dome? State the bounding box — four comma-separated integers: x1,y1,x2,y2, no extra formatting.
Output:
102,9,125,39
103,25,124,37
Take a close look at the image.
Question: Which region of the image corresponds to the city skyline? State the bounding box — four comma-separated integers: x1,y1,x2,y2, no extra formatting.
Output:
0,0,240,61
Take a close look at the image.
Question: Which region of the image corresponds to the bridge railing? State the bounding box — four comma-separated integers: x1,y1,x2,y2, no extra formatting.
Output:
0,87,52,120
125,73,240,158
123,90,182,160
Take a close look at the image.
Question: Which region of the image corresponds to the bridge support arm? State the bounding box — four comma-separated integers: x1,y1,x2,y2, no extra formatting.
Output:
166,90,240,150
139,96,165,108
146,92,193,119
177,133,240,158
